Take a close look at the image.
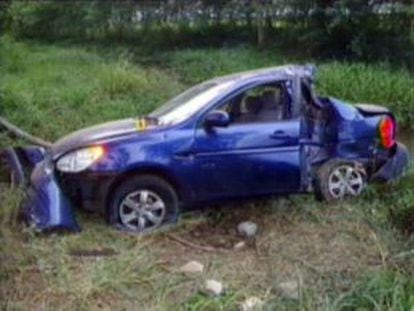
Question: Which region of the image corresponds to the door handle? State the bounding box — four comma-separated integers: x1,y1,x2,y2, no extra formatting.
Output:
270,130,291,139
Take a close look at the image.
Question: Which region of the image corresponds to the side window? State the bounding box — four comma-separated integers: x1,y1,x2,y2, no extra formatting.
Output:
219,81,292,125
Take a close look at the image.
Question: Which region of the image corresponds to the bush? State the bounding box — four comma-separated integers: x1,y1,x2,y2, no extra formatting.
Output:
3,1,413,67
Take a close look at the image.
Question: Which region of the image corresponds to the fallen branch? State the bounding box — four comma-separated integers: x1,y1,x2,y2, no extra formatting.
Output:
68,248,118,257
0,116,52,148
166,233,230,253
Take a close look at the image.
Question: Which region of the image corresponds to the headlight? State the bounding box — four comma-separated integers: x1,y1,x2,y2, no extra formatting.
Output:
56,146,105,173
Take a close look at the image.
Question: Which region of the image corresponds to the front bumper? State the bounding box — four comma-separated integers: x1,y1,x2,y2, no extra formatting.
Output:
1,147,80,232
373,142,410,181
25,161,80,232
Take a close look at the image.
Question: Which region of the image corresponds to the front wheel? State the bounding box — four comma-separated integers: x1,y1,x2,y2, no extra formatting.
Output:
108,175,179,233
315,159,367,202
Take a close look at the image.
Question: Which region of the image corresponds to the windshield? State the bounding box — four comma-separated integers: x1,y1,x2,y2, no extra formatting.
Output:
150,80,235,125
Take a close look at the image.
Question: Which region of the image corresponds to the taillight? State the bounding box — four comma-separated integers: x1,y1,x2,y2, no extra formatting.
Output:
378,116,396,149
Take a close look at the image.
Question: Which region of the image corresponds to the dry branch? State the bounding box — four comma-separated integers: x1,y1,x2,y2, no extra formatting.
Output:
166,233,230,254
0,116,52,148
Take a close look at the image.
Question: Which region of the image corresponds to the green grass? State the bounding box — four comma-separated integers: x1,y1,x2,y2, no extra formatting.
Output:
333,271,414,311
0,37,184,141
1,37,414,310
317,63,414,127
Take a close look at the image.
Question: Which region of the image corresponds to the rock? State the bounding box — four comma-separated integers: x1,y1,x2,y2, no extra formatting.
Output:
179,261,204,274
239,296,264,311
279,280,300,300
237,221,258,237
192,231,202,238
233,241,246,250
204,279,224,296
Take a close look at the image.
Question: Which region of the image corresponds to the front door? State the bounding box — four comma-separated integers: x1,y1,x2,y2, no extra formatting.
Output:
191,81,302,201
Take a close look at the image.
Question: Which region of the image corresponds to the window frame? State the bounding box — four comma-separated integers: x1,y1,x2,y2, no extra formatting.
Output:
199,79,294,128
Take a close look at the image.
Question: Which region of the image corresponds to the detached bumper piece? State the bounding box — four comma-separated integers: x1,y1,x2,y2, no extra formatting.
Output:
1,147,80,232
1,146,46,185
373,142,409,181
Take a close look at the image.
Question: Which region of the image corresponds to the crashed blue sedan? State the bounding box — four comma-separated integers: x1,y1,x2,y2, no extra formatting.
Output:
1,65,409,233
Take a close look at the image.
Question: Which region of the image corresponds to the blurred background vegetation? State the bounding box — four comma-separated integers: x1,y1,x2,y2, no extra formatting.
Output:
1,0,413,68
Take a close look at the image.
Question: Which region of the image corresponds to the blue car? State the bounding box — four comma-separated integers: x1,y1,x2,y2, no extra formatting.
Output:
1,65,409,233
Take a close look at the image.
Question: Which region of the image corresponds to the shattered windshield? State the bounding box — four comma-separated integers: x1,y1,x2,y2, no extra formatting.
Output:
150,80,235,125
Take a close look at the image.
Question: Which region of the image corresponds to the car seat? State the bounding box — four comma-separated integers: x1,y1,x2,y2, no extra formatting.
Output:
258,90,284,122
238,96,263,123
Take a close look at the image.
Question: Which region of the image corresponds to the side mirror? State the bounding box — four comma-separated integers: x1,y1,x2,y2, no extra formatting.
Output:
204,110,230,128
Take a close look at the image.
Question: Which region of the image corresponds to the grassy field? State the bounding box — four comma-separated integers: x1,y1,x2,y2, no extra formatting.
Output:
1,37,414,310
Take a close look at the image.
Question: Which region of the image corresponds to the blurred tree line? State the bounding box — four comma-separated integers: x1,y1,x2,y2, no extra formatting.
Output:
0,0,413,67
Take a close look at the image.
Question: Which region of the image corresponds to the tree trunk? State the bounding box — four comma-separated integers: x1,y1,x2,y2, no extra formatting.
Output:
257,18,265,46
411,15,414,72
254,0,265,47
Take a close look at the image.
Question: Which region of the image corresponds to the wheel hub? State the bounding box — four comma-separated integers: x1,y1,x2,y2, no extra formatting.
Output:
119,190,166,231
328,164,365,199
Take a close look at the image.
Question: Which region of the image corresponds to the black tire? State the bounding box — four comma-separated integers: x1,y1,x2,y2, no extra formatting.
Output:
108,175,179,233
314,159,367,202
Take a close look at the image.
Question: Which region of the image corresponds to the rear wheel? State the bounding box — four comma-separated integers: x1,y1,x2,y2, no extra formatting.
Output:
109,175,179,232
315,159,367,202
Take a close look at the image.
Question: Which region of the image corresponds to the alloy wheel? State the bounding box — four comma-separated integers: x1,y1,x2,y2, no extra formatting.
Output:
119,189,166,231
328,165,365,199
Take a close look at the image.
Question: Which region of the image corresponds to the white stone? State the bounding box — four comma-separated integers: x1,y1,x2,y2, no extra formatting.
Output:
204,279,224,296
237,221,258,237
279,280,300,300
234,241,246,250
239,296,264,311
179,261,204,274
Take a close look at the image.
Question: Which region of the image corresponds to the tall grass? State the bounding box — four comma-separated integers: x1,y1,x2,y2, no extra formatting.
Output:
0,37,184,142
160,48,286,84
317,63,414,127
334,271,414,311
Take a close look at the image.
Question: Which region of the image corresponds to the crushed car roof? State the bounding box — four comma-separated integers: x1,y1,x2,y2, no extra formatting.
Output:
209,64,316,84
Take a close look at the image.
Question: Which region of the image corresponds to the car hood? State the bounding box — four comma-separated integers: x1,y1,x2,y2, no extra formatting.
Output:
51,118,145,159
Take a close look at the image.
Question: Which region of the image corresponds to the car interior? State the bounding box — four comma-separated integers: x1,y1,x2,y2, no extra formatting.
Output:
222,82,291,124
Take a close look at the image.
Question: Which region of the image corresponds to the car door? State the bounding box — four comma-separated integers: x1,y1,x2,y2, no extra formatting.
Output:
191,81,302,201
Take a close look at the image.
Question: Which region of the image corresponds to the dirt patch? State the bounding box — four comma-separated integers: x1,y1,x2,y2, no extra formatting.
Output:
155,199,383,297
181,219,243,250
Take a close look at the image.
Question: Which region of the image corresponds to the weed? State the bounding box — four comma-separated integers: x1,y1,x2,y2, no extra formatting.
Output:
333,270,414,311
